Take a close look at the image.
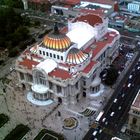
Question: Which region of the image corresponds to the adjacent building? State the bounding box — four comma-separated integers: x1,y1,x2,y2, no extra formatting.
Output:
51,0,119,17
127,89,140,137
127,1,140,13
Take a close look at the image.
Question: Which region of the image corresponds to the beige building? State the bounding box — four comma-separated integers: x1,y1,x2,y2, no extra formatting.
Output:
127,89,140,137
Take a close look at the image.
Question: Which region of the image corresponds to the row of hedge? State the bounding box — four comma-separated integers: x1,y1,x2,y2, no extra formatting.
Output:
34,129,64,140
0,114,9,128
4,124,30,140
0,114,64,140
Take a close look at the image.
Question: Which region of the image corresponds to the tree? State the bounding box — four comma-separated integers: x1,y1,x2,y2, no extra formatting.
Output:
8,48,19,57
100,66,119,86
0,7,30,56
3,0,23,9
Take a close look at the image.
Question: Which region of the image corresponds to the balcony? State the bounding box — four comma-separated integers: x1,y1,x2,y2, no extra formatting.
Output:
31,84,48,94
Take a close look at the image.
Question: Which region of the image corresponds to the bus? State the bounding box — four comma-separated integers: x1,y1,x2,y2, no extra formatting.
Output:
95,111,104,122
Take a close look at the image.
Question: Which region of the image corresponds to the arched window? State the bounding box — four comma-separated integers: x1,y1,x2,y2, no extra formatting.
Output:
36,71,46,85
132,118,137,125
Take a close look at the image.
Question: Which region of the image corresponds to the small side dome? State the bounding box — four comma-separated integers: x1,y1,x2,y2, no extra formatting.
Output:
66,48,88,64
43,24,71,52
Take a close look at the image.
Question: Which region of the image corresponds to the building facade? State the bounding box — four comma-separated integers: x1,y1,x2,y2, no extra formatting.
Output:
127,90,140,137
15,12,120,106
15,4,120,139
127,1,140,13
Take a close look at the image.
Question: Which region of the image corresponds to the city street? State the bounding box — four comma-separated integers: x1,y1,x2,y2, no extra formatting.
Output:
83,44,140,140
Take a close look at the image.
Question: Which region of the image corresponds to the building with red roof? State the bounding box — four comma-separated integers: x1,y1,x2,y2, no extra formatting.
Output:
51,0,118,18
15,3,120,139
16,9,120,106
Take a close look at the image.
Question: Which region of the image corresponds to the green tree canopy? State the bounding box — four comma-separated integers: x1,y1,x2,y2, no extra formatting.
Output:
0,7,30,57
100,66,119,86
1,0,23,9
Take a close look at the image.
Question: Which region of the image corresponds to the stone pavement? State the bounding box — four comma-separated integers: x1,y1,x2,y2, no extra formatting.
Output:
0,65,127,140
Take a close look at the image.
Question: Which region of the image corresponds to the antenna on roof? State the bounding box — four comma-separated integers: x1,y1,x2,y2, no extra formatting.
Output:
53,22,59,34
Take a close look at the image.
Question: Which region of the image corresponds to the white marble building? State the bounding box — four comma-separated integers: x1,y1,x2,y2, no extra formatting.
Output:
15,12,120,139
15,13,120,106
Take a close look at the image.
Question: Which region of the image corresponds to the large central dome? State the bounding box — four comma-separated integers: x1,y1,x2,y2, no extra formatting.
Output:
43,25,71,52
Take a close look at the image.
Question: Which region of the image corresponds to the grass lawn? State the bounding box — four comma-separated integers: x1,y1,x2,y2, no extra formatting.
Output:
34,129,64,140
0,114,9,128
4,124,30,140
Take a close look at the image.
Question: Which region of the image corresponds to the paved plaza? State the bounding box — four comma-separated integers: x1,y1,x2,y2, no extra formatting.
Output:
0,70,114,140
0,48,137,140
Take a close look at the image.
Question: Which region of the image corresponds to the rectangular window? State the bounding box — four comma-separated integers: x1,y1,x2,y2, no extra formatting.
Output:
75,82,78,89
92,74,96,81
27,74,32,82
20,72,24,80
50,53,52,57
57,85,61,93
43,51,45,55
61,56,63,60
83,88,86,91
49,81,53,89
53,54,56,58
39,50,42,54
46,52,48,56
132,118,137,124
57,55,60,59
83,81,86,86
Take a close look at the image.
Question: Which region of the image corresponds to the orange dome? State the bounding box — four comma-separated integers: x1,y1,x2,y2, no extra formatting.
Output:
43,33,71,51
66,48,88,64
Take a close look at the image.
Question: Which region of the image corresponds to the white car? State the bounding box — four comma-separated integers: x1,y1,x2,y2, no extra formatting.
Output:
110,112,115,117
127,83,131,88
118,106,122,110
129,75,133,79
105,121,108,125
137,66,140,70
122,93,125,97
93,130,98,136
102,118,106,122
99,129,103,133
113,98,117,103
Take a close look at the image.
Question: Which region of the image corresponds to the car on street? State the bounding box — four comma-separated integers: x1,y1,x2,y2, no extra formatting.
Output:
99,129,103,134
118,106,122,110
110,112,115,117
105,121,108,125
127,83,131,88
122,93,125,97
129,75,133,79
93,130,98,136
113,98,117,103
102,118,106,122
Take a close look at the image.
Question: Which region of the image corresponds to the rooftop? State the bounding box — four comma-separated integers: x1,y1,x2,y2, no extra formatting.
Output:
19,58,39,69
48,68,72,80
82,60,97,73
132,90,140,109
81,0,115,6
74,14,103,26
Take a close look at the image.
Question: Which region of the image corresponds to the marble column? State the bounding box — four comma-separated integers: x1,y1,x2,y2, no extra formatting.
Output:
22,0,28,10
